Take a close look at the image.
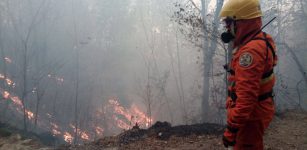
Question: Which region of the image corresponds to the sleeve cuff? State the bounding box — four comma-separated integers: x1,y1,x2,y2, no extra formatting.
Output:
227,125,239,133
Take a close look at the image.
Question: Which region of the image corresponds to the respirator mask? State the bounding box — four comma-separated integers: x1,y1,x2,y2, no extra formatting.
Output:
221,18,236,43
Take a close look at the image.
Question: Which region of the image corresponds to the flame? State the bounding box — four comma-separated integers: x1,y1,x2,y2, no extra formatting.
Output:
0,70,153,143
0,91,24,112
51,122,59,129
51,122,90,141
3,91,9,99
51,122,62,136
130,104,153,128
26,110,34,120
69,124,91,140
95,127,104,135
0,74,15,87
0,71,82,143
80,132,90,140
0,88,36,122
109,99,132,121
63,132,73,143
113,116,130,129
6,78,13,85
10,96,23,106
0,88,152,143
104,97,153,130
0,74,48,132
52,129,61,135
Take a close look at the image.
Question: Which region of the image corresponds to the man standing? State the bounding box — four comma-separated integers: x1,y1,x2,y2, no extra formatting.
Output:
219,0,278,149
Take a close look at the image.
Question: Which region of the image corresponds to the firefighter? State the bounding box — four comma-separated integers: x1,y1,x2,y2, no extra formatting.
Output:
219,0,277,149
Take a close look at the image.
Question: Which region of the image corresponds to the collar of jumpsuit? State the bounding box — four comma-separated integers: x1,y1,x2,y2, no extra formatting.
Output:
233,17,262,48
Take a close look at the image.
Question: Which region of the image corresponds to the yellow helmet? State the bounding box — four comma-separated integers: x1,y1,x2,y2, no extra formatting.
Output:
219,0,262,20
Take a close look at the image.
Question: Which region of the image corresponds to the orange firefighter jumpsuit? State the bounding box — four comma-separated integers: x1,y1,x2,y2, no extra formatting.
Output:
223,18,278,150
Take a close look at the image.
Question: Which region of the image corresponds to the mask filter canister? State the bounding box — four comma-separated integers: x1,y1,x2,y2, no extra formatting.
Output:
221,31,235,43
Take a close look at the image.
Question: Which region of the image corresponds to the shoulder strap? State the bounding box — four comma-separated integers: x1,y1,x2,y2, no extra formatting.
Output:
250,32,276,62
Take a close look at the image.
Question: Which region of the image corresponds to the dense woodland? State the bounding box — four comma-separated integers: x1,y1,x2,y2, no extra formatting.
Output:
0,0,306,145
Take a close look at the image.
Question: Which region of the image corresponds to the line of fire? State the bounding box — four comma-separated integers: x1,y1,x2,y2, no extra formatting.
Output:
0,57,152,144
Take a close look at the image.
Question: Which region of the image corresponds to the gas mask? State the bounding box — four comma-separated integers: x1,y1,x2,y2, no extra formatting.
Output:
221,18,236,43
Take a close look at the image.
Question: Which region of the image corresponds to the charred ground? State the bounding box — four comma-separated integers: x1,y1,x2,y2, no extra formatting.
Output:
57,110,307,150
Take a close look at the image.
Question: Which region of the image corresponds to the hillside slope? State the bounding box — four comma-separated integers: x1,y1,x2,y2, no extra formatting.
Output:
35,110,307,149
0,123,56,150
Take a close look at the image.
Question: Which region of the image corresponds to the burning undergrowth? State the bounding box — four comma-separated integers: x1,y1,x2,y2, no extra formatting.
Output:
99,97,153,133
60,121,224,149
0,71,153,145
0,57,153,144
0,56,218,148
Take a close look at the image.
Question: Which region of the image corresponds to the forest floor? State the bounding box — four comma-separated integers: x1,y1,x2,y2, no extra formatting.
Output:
1,110,306,150
0,126,52,150
60,110,307,150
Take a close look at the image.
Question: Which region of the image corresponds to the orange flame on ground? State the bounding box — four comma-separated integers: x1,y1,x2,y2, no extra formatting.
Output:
6,78,13,86
10,96,23,106
0,73,153,143
1,87,90,142
0,87,36,121
113,116,130,129
26,110,34,120
0,72,87,143
0,74,15,87
63,132,73,143
52,129,61,135
130,104,153,128
51,122,62,136
69,124,91,141
95,127,104,135
105,97,153,130
3,91,9,99
80,132,90,140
